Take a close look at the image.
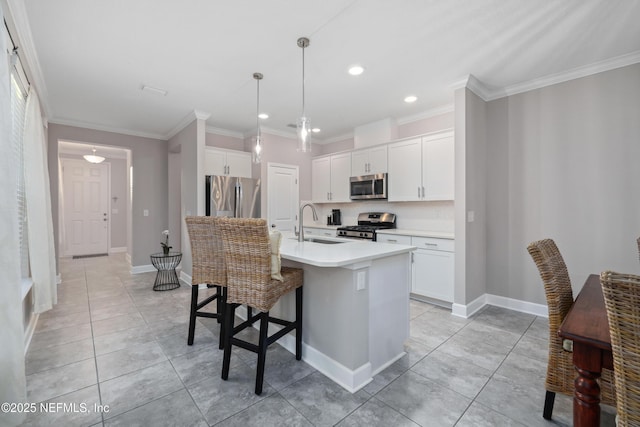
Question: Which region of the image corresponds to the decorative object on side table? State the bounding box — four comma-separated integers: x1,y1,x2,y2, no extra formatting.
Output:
161,229,172,255
150,252,182,291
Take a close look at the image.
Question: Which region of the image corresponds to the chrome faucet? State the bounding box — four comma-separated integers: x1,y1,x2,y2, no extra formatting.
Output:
297,202,318,242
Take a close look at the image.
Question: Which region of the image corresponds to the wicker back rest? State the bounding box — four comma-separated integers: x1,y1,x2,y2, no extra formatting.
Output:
185,216,226,286
527,239,574,328
600,271,640,426
216,217,274,312
637,237,640,263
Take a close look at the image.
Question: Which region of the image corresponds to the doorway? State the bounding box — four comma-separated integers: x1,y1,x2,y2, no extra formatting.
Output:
61,158,110,256
58,141,131,259
267,163,299,231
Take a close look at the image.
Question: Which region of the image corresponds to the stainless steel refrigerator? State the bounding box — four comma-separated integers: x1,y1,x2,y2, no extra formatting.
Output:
205,175,261,218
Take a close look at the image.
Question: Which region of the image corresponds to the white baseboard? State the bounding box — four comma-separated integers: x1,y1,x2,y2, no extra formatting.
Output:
125,253,132,264
452,293,548,319
24,313,39,355
180,271,192,286
56,274,62,285
109,247,127,253
234,307,372,393
130,264,156,274
485,294,548,317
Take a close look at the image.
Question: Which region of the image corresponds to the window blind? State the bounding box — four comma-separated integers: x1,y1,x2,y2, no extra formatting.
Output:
11,65,29,279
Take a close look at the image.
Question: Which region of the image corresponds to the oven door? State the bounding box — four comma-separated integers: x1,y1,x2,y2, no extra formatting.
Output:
350,173,387,200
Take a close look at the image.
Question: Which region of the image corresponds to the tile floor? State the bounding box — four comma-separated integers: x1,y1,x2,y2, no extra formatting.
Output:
20,254,616,426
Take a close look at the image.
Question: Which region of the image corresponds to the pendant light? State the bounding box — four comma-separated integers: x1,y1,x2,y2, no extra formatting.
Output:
253,72,263,163
296,37,311,152
83,147,105,164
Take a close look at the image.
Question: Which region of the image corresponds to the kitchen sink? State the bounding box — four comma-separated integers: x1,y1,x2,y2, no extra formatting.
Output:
289,237,346,244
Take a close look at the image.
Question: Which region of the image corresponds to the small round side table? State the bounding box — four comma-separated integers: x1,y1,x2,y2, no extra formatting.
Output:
150,252,182,291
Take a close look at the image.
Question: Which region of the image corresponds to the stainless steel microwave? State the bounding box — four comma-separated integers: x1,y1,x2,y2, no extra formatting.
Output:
350,173,388,200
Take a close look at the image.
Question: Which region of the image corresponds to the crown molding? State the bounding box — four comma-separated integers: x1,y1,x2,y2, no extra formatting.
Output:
48,118,166,140
493,50,640,100
449,74,493,101
321,131,354,145
258,126,297,140
193,109,210,120
165,109,210,140
396,104,455,126
206,125,244,139
5,0,51,117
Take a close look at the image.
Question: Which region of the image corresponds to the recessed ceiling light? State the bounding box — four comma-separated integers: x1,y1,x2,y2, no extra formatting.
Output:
258,113,269,119
312,128,321,133
348,65,364,76
141,84,168,96
404,95,417,103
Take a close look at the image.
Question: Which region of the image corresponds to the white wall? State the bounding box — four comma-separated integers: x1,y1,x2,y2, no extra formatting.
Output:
486,63,640,304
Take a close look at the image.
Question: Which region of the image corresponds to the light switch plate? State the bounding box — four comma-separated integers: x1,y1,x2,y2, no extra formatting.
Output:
143,209,149,217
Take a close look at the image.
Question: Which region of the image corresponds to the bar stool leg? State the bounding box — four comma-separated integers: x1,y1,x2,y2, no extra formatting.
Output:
296,287,303,360
218,287,227,350
255,311,269,395
221,304,236,381
187,285,198,345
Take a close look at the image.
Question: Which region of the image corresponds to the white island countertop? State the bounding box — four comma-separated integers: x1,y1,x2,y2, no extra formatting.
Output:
279,233,416,268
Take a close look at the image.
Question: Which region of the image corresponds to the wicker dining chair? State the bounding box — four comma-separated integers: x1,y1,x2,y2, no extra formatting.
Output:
216,217,303,395
527,239,615,420
600,271,640,427
185,216,227,349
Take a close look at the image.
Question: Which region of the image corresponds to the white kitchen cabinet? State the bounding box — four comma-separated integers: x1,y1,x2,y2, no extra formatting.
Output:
422,133,454,200
312,152,351,202
351,145,388,176
387,138,422,201
387,131,454,201
376,234,412,245
204,147,252,178
304,227,336,238
378,232,455,304
411,237,454,303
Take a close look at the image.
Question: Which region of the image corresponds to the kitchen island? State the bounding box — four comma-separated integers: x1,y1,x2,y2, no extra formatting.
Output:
266,234,416,392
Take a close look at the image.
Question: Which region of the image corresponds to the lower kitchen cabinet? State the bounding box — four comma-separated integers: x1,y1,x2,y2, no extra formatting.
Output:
378,233,454,304
412,237,454,303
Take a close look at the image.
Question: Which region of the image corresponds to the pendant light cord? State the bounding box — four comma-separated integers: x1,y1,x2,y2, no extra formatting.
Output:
301,44,305,116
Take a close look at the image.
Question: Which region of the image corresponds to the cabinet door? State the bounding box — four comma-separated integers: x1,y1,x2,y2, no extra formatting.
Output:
388,138,422,201
351,150,368,176
204,148,226,176
412,249,454,302
225,150,252,178
367,145,388,174
330,152,352,202
423,135,454,200
312,157,331,202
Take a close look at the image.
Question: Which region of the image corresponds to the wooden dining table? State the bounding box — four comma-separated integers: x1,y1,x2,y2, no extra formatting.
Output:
558,274,614,427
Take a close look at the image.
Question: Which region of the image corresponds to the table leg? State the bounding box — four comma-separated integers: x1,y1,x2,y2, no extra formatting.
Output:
572,342,602,427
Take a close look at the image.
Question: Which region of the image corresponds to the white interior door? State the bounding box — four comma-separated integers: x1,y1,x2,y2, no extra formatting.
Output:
267,163,299,231
62,159,109,256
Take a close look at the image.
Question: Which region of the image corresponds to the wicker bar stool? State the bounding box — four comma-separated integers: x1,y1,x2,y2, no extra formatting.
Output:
600,271,640,427
185,216,227,349
527,238,615,420
217,217,303,395
636,237,639,263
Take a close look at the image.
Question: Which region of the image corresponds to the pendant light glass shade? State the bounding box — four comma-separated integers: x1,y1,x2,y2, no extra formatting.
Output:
83,148,105,164
252,72,263,163
296,37,311,152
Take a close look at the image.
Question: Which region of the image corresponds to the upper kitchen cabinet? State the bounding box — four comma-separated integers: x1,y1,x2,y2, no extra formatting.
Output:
312,152,351,203
388,131,454,201
204,147,252,178
351,145,388,176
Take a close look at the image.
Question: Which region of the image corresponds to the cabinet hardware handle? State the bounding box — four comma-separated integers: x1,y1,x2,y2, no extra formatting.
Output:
424,243,438,247
418,187,421,198
388,239,397,243
422,186,425,198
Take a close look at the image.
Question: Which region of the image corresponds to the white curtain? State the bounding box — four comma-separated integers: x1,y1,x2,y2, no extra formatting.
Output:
0,3,27,425
24,90,57,313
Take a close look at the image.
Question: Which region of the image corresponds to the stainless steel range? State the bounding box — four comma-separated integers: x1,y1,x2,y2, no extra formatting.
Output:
337,212,396,241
